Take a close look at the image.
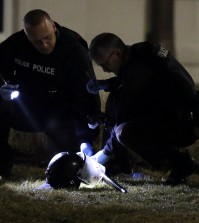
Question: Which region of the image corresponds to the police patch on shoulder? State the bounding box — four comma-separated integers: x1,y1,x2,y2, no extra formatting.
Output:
157,46,168,58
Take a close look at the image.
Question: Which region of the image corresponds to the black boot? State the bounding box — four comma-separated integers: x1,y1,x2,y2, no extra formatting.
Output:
0,145,15,179
164,150,199,186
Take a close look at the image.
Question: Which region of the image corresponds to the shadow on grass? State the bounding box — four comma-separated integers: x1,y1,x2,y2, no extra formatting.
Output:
5,164,45,182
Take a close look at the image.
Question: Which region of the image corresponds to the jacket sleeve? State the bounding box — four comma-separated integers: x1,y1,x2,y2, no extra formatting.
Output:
62,41,101,120
0,37,16,85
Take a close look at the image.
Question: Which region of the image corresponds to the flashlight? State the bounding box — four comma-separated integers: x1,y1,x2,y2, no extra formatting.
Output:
11,90,19,99
0,73,20,100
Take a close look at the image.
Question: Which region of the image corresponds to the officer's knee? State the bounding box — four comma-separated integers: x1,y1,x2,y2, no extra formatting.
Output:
115,123,130,146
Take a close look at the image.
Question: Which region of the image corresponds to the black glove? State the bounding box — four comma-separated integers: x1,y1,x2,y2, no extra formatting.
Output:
0,84,19,100
86,79,109,94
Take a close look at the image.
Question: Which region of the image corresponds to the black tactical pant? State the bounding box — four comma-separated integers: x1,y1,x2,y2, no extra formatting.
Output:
113,116,197,170
0,100,99,175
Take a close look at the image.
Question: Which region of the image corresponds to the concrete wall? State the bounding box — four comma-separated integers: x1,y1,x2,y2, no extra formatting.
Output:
12,0,146,43
1,0,199,83
175,0,199,84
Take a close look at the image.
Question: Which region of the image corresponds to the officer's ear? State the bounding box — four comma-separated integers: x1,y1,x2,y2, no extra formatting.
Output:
114,49,122,59
51,21,57,32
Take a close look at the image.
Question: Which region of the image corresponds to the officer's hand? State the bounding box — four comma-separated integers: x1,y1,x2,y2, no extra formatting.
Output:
87,112,106,129
0,84,19,100
80,142,94,156
91,150,110,165
86,79,108,94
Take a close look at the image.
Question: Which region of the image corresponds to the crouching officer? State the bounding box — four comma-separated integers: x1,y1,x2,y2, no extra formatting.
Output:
87,32,199,185
0,9,101,178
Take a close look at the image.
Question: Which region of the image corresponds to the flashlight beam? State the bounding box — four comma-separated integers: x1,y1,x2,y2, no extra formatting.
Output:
0,73,7,84
102,173,127,193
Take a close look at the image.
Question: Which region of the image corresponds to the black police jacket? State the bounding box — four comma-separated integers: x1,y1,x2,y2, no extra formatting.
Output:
0,22,101,120
102,41,199,154
104,41,198,126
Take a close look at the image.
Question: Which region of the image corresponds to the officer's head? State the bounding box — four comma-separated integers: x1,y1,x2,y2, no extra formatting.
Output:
23,9,57,55
89,33,126,75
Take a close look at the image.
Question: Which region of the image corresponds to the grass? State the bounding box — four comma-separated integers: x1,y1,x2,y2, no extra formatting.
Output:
3,113,199,223
1,163,199,223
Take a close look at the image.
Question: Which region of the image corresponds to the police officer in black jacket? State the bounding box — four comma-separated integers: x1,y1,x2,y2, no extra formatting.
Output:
0,9,101,177
87,32,199,185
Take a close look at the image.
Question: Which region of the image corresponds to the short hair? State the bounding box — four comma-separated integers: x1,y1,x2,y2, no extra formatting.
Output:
89,33,126,58
23,9,51,26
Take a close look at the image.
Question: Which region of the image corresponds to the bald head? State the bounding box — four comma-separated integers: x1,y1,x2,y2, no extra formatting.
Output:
23,9,57,55
23,9,51,27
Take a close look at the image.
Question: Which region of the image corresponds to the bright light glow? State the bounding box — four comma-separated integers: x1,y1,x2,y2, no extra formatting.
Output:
11,90,19,99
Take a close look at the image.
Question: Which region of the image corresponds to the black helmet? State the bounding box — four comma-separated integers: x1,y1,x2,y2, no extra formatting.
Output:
45,152,85,189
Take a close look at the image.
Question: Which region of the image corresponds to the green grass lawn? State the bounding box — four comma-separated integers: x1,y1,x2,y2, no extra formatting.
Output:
1,129,199,223
0,163,199,223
